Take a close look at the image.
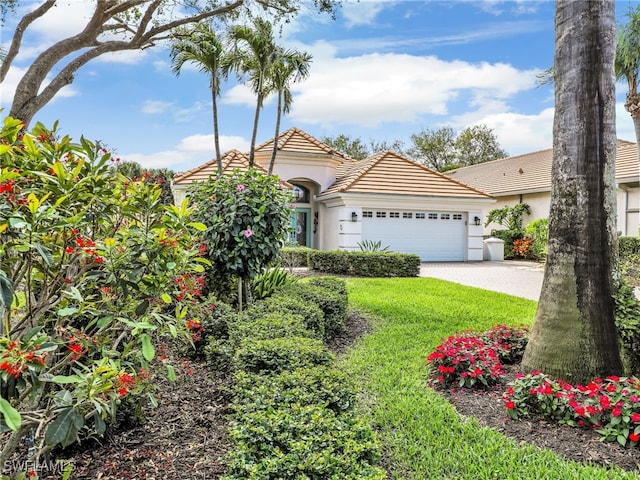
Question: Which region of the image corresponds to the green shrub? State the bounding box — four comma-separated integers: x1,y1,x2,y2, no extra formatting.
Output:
524,217,549,261
185,298,236,360
613,279,640,375
275,282,347,339
234,336,334,374
223,403,385,480
308,250,420,277
620,236,640,262
621,252,640,286
277,246,314,270
490,229,523,259
357,239,390,252
231,366,357,416
251,266,297,300
228,312,311,346
257,294,326,339
304,276,348,297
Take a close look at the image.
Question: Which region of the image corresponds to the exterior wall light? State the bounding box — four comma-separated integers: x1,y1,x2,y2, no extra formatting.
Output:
474,216,481,226
351,211,358,222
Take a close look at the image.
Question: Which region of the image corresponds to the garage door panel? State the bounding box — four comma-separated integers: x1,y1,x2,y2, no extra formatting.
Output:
361,211,466,261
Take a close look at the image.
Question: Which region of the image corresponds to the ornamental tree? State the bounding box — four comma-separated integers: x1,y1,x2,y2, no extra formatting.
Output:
0,117,209,467
187,168,293,309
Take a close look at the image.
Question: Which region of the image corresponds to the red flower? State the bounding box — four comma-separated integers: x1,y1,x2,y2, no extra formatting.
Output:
65,246,74,254
630,432,640,443
612,407,622,417
505,401,515,410
631,412,640,423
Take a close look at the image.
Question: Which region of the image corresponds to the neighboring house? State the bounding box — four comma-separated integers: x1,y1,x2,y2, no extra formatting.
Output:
172,128,495,261
449,140,640,237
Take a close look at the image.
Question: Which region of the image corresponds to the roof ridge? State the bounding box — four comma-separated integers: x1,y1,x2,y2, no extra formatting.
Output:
335,153,383,192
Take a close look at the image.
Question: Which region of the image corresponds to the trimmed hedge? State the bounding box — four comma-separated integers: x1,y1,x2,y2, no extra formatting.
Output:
231,366,357,416
275,282,348,340
255,295,326,339
234,336,335,374
304,276,348,297
277,246,314,268
308,250,420,277
223,404,385,480
228,312,311,346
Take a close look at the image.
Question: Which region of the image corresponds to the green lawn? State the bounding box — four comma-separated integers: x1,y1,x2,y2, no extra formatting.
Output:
343,277,640,480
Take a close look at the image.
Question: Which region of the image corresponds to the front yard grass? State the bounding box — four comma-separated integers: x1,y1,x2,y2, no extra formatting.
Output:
343,277,640,480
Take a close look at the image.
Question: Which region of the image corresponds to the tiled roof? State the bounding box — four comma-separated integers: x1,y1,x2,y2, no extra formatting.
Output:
255,127,354,161
319,150,493,199
449,140,638,196
173,149,266,185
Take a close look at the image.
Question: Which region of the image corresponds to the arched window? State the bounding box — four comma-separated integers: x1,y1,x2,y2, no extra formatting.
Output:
292,184,310,203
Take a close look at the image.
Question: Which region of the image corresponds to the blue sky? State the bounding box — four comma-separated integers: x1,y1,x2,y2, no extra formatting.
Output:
1,0,639,173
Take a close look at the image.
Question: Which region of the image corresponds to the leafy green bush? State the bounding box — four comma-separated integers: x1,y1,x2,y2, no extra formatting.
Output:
277,246,314,270
305,276,348,297
223,403,385,480
231,366,357,415
234,336,334,374
251,265,297,300
614,279,640,374
255,294,326,339
620,236,640,262
276,282,347,339
524,217,549,261
308,250,420,277
490,229,523,259
228,312,311,346
621,253,640,287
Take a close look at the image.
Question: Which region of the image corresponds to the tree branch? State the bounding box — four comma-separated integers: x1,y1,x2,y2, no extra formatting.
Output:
0,0,56,83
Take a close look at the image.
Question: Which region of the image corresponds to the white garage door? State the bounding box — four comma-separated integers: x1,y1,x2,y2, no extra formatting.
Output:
361,210,467,261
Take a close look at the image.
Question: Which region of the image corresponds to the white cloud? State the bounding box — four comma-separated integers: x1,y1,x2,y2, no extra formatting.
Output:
0,65,79,110
123,133,250,171
97,49,148,65
616,102,636,143
288,52,538,128
142,100,174,115
341,0,389,27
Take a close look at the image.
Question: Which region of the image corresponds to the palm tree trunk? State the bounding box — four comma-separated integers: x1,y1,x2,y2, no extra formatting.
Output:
211,78,222,177
521,0,623,385
248,93,263,167
269,91,283,175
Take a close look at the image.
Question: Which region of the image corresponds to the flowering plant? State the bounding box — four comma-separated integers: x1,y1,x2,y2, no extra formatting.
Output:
0,117,209,466
504,372,640,447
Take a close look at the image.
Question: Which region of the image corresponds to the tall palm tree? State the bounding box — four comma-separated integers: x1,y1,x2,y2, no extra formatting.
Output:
224,18,278,167
616,5,640,158
171,24,225,176
267,47,312,174
521,0,623,384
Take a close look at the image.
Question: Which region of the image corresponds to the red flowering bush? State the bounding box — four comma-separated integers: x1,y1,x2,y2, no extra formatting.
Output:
0,117,209,466
512,237,533,258
504,373,640,447
479,324,529,364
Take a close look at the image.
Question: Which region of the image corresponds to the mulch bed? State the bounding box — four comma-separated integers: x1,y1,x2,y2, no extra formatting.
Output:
441,363,640,474
39,311,640,478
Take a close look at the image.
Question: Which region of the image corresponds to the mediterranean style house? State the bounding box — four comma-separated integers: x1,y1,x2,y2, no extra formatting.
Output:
171,128,496,261
449,140,640,237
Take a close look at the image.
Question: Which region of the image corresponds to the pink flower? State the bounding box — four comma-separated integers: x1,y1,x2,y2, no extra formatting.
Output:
237,184,245,192
244,229,252,238
612,407,622,417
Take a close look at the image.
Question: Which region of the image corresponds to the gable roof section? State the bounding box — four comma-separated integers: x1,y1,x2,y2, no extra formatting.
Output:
256,127,354,162
173,149,267,185
449,139,638,196
319,151,492,199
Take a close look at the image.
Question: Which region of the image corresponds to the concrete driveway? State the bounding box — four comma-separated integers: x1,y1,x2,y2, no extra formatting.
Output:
419,261,544,301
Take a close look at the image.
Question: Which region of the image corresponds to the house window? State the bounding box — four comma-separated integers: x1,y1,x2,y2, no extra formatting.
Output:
428,213,438,220
402,212,413,219
416,213,426,219
376,211,386,218
441,213,450,220
453,214,463,220
389,212,400,218
362,211,373,218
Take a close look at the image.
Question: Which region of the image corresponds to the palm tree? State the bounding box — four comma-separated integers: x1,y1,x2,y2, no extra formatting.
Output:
616,5,640,156
224,18,278,167
171,24,225,176
267,47,312,174
521,0,623,384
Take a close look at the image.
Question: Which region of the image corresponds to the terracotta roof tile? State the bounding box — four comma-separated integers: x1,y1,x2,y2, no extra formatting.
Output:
449,139,638,195
320,151,492,199
255,127,354,161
